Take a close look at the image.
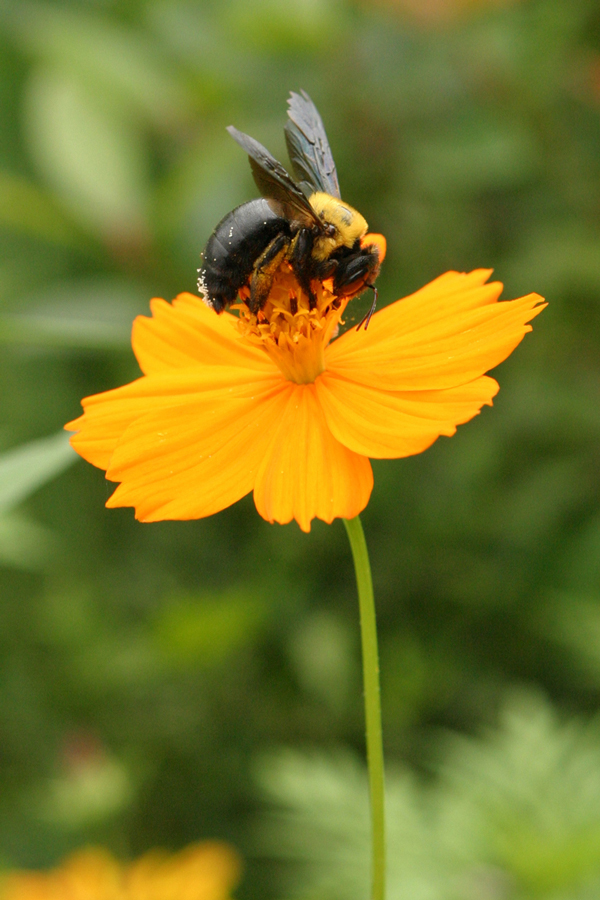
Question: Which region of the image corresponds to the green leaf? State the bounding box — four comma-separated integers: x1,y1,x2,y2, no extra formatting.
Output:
0,170,83,248
0,431,76,516
438,693,600,894
287,611,355,713
0,314,130,350
152,128,247,259
0,277,148,349
37,753,134,829
225,0,346,54
24,69,149,241
410,114,539,194
0,511,57,570
153,590,268,669
3,0,194,130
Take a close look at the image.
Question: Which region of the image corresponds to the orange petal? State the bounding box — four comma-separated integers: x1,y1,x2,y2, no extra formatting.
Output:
132,292,274,375
2,849,121,898
66,367,282,471
104,379,289,522
316,371,499,458
253,385,373,532
328,270,545,390
127,842,241,896
361,232,386,263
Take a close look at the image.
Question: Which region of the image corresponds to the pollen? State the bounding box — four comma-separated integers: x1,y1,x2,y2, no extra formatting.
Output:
234,264,349,384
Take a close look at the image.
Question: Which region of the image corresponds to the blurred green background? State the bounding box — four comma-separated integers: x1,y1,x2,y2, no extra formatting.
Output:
1,0,600,896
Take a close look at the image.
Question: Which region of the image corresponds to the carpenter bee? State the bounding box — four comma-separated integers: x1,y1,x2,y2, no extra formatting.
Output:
197,91,381,328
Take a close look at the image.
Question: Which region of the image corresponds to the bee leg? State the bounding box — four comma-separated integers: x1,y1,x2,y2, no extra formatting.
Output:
249,232,290,313
289,229,318,309
333,249,380,330
334,249,380,294
314,258,338,280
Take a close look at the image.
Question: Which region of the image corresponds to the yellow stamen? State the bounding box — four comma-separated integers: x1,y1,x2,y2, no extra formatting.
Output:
234,265,349,384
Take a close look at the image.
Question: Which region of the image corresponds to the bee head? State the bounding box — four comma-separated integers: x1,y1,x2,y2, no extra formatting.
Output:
309,192,368,262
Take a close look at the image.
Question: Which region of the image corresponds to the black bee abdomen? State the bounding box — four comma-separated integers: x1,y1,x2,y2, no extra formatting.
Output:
198,199,290,312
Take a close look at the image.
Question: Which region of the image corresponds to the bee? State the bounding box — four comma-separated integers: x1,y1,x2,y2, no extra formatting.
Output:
197,91,381,329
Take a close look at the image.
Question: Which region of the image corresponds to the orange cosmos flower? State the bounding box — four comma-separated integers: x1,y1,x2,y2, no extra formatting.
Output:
1,841,240,900
66,247,544,533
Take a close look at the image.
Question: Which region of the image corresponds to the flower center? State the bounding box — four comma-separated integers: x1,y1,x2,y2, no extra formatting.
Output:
234,265,349,384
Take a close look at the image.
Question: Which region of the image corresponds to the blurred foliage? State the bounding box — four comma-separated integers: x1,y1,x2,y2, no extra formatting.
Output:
258,693,600,899
0,0,600,896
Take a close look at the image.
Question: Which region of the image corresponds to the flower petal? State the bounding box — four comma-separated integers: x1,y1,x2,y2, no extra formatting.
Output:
361,232,387,262
105,379,290,522
327,270,545,390
132,292,274,374
253,385,373,532
66,367,282,471
315,372,499,458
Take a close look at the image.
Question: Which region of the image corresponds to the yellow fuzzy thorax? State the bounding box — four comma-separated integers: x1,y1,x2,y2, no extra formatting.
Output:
308,192,368,261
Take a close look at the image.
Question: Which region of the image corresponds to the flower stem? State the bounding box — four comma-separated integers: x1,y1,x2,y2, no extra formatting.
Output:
343,515,386,900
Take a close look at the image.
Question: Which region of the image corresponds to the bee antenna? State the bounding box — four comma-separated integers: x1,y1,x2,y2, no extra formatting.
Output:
356,284,378,331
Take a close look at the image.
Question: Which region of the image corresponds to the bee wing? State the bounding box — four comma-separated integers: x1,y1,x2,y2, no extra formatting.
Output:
227,126,323,229
284,90,341,199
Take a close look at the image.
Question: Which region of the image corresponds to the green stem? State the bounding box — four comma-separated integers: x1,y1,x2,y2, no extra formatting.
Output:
343,515,386,900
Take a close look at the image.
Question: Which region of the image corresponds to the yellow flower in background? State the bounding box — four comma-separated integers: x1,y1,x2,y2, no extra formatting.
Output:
66,263,544,532
1,842,241,900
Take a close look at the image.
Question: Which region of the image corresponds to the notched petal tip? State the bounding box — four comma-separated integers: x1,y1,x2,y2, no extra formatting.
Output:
361,233,387,263
327,272,546,393
102,381,290,523
252,384,373,532
316,373,500,460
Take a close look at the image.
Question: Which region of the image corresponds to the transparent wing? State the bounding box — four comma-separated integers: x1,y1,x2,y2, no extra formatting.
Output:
284,90,341,199
227,126,322,228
